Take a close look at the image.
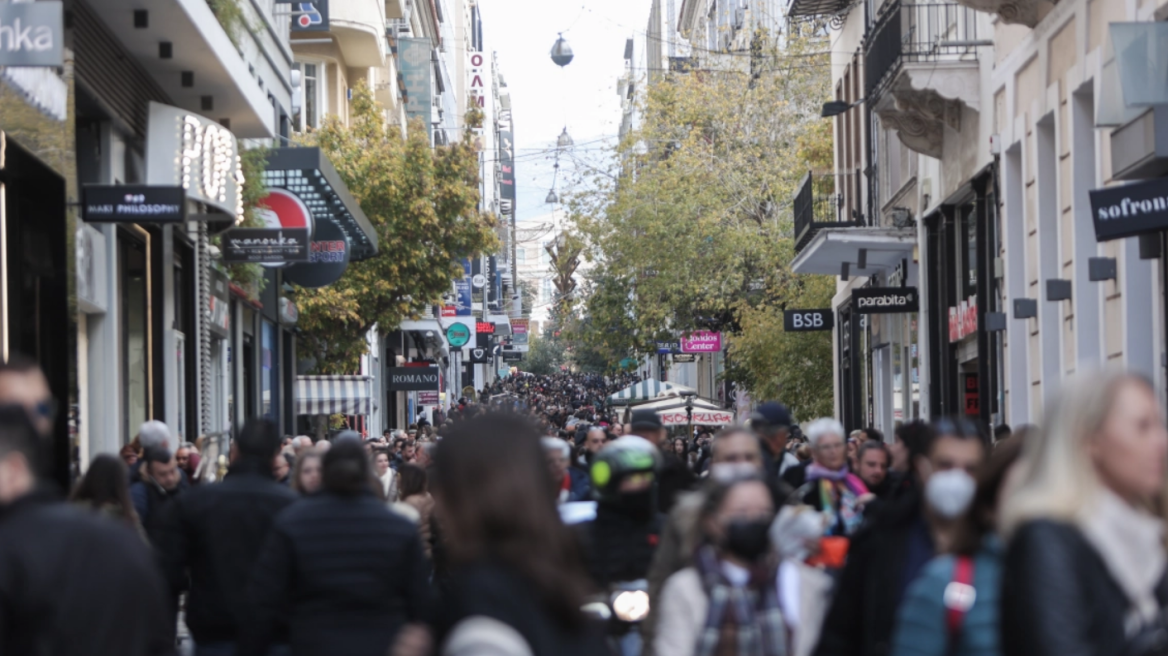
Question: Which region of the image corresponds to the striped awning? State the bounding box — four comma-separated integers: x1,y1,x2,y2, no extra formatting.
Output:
296,376,373,416
608,380,695,404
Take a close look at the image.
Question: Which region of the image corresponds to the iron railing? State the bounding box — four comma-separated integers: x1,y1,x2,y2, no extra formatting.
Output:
865,2,982,99
794,171,863,254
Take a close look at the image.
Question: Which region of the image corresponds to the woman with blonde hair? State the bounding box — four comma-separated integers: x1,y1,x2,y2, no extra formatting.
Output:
1001,369,1168,656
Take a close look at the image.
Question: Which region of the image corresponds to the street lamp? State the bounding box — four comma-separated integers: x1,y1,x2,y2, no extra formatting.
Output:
681,390,697,441
821,98,865,117
556,126,574,148
550,34,574,67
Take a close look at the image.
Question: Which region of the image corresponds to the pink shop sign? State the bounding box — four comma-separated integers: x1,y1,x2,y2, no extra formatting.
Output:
680,331,722,353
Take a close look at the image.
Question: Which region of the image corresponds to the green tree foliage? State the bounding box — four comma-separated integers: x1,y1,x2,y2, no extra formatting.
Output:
569,28,837,408
293,82,498,373
521,333,566,376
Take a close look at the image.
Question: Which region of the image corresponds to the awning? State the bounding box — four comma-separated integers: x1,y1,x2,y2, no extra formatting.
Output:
791,227,917,276
262,148,379,261
634,396,726,412
296,375,373,416
634,396,735,425
608,380,695,404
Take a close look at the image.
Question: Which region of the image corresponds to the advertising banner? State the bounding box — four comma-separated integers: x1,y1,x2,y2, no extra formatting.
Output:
398,38,433,142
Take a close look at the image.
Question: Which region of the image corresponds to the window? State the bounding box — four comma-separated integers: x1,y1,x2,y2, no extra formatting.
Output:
293,61,323,131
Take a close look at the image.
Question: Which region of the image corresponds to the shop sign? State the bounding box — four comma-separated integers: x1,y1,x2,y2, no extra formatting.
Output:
222,228,310,263
417,390,439,405
681,331,722,353
0,2,63,67
146,102,242,217
469,347,491,363
398,38,432,141
852,287,919,314
964,373,979,416
659,409,734,426
512,332,528,346
445,323,471,348
257,189,314,233
948,295,978,342
209,269,231,338
81,185,186,223
476,321,495,334
1089,178,1168,242
511,318,529,334
290,0,328,31
456,261,472,316
673,354,696,363
783,309,834,332
283,220,350,288
656,341,681,354
387,366,439,391
502,351,524,362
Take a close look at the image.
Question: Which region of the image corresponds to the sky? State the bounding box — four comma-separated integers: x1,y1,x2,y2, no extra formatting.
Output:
479,0,653,223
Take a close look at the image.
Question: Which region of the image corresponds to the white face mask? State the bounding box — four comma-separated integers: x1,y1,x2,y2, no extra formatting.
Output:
925,469,976,519
709,461,762,483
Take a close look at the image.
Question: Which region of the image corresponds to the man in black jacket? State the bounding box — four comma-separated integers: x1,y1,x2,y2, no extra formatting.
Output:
156,418,298,655
814,419,986,656
0,384,172,655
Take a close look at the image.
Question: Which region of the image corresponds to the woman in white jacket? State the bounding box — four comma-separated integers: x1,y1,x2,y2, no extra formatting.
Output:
655,476,787,656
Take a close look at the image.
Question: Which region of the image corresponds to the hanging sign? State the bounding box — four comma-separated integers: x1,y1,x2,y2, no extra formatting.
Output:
387,366,440,391
417,390,439,405
445,323,471,348
222,229,310,263
673,354,697,363
469,347,491,363
783,309,834,332
964,373,979,416
0,2,63,67
145,102,242,217
398,38,433,141
1089,178,1168,242
209,269,231,338
656,341,681,354
476,321,495,334
501,351,524,362
82,185,186,223
283,220,350,288
290,0,329,31
852,287,919,314
681,331,722,353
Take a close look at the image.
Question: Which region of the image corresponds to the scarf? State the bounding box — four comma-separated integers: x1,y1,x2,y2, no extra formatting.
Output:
694,545,787,656
805,465,868,536
1079,488,1166,634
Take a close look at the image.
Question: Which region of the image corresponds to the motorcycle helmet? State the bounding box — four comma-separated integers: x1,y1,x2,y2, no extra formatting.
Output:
590,435,661,504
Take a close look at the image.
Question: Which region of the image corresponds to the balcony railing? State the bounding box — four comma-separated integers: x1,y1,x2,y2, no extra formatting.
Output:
865,2,981,98
794,171,863,254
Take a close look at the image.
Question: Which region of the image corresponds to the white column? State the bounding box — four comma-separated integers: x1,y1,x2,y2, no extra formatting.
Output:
1036,117,1063,405
1003,142,1030,425
1070,89,1102,367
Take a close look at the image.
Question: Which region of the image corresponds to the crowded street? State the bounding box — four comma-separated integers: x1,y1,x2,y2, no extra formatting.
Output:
5,0,1168,654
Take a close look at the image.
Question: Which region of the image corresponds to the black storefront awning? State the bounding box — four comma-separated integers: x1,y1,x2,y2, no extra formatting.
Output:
262,147,379,261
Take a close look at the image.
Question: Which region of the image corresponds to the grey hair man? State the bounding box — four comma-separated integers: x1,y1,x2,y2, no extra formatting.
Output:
291,435,314,457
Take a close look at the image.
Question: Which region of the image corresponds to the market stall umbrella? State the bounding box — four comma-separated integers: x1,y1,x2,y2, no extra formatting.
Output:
607,380,695,405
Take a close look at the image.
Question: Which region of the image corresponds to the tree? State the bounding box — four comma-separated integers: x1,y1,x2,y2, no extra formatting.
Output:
293,83,498,373
568,28,837,407
521,332,567,376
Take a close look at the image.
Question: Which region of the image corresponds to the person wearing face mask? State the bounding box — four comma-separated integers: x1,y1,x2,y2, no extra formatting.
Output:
1001,371,1168,656
890,437,1022,656
654,476,785,656
814,418,986,656
795,418,872,542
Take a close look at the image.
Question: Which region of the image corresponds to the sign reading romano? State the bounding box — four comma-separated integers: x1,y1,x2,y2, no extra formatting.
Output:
387,367,440,391
82,185,186,223
852,287,919,314
1089,178,1168,242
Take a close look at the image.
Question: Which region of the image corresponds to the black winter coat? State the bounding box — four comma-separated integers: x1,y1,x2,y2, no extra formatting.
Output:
155,459,298,644
577,505,664,587
0,490,174,656
1003,519,1168,656
239,492,432,656
814,488,931,656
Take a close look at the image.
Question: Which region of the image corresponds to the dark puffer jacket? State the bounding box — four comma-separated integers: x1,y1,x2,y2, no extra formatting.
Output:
239,492,433,656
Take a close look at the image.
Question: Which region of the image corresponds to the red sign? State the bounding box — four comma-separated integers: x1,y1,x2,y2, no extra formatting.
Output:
256,189,313,231
948,295,978,342
476,322,495,334
441,306,456,317
964,373,979,416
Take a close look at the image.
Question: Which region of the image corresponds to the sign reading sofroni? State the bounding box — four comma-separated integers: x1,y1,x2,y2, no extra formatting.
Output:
1089,179,1168,242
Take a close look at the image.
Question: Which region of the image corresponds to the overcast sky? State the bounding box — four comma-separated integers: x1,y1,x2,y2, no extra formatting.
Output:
480,0,652,223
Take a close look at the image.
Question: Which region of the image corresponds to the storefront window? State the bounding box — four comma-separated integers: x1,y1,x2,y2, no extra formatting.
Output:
121,234,149,442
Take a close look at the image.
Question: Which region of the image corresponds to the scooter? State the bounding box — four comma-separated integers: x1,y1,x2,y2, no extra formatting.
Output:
581,579,651,656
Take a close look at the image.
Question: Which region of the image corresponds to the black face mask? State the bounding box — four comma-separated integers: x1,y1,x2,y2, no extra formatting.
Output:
724,519,771,562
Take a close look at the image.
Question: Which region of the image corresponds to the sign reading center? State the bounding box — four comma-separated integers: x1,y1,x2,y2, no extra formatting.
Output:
852,287,919,314
387,367,439,391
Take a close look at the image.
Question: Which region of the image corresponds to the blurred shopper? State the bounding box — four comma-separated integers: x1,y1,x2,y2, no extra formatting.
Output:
856,441,892,499
71,453,143,535
628,409,694,513
375,449,398,502
241,435,430,656
890,437,1023,656
272,450,291,485
291,451,323,496
157,418,298,656
0,399,172,655
120,443,139,469
795,418,871,542
543,437,589,503
752,402,800,486
130,445,184,544
654,476,785,656
433,413,604,656
1002,371,1168,656
395,464,434,559
815,418,986,656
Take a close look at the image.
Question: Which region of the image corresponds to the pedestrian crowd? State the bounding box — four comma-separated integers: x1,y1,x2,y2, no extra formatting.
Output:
1,355,1167,656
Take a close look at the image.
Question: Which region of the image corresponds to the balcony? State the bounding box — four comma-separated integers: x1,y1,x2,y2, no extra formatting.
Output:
794,172,864,254
325,0,388,68
787,0,855,26
865,2,982,159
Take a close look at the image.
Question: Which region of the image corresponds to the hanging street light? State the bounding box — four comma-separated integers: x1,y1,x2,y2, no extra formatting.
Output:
545,189,559,204
557,127,574,148
550,33,574,67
